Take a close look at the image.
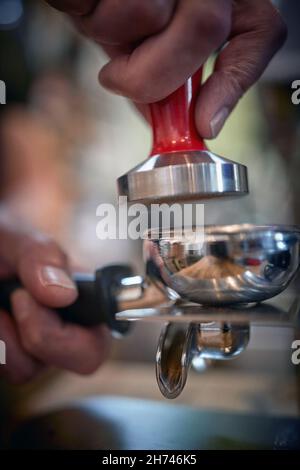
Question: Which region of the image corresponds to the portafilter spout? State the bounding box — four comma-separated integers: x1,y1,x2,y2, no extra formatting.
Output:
117,69,248,203
156,322,250,399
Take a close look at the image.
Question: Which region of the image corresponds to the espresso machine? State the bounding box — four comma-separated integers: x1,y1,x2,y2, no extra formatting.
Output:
1,71,300,449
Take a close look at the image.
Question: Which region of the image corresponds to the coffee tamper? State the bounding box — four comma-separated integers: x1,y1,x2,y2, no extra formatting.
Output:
118,69,248,203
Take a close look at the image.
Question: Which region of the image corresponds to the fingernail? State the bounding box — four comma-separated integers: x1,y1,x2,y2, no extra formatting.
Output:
40,266,76,291
210,107,230,138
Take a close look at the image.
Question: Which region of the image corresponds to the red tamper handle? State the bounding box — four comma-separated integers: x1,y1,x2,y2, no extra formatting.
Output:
149,68,207,156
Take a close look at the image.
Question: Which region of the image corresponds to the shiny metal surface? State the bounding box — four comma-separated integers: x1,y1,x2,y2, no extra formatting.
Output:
156,323,196,399
116,276,144,303
117,151,248,203
195,322,250,360
116,296,300,326
144,224,300,305
156,322,250,399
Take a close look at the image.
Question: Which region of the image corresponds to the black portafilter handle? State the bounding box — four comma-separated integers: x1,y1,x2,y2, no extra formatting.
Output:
0,264,132,335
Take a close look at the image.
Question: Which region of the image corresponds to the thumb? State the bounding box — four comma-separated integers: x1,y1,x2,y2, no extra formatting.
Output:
196,1,287,139
0,215,77,308
17,236,78,308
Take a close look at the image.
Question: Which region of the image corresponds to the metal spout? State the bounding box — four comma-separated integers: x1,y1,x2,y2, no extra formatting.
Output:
155,322,250,399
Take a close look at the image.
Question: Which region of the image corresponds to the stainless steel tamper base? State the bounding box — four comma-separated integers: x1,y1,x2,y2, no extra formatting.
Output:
117,150,248,203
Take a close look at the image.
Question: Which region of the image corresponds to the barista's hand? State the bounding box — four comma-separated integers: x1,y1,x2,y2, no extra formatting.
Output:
0,211,111,384
47,0,286,138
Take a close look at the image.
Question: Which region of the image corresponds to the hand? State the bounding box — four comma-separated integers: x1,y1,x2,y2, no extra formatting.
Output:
47,0,286,138
0,210,111,384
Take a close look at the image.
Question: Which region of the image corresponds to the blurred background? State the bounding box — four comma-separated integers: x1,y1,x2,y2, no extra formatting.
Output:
0,0,300,448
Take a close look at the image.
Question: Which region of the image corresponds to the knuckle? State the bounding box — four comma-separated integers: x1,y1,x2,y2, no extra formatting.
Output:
193,6,231,45
208,13,230,44
256,2,287,47
137,0,173,31
271,11,287,47
87,0,173,44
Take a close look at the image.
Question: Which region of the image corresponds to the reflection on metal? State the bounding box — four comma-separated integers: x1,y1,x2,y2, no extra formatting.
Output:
0,80,6,104
144,225,300,305
0,340,6,365
114,224,300,399
118,151,248,203
116,294,300,327
156,322,250,399
156,323,196,399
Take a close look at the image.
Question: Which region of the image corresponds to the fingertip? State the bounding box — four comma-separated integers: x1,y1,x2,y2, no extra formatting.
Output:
20,265,78,309
40,285,78,308
195,105,214,140
195,74,233,140
209,106,230,139
38,265,78,307
16,237,78,308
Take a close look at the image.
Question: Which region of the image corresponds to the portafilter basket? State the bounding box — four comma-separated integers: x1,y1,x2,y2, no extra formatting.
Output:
144,224,300,306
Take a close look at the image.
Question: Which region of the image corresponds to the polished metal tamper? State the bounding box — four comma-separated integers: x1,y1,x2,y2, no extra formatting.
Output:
118,69,248,203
